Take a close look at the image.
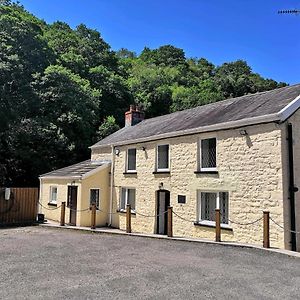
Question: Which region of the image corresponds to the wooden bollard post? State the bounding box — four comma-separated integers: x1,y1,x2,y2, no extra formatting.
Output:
91,203,96,230
167,206,173,237
215,208,221,242
126,204,131,233
60,202,66,226
263,211,270,248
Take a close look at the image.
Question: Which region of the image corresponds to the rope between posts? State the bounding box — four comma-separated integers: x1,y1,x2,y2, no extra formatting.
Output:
38,202,61,210
172,210,195,223
227,216,263,226
135,210,168,218
68,207,91,212
172,210,264,226
269,217,300,234
99,209,119,215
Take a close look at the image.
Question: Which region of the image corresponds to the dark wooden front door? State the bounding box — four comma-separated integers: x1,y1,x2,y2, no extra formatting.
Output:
156,190,170,235
67,186,78,226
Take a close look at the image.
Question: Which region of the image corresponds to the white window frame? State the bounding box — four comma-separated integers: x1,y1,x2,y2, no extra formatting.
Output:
119,187,136,212
197,190,230,227
126,148,137,173
156,143,170,172
49,186,58,204
89,188,100,210
199,137,217,171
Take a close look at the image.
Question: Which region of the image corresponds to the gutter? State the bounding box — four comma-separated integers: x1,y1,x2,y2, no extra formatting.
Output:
287,123,297,251
108,145,115,226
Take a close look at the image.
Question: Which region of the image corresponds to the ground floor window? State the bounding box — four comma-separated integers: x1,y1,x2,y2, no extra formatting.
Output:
120,188,136,211
90,189,100,209
198,191,228,224
49,186,57,204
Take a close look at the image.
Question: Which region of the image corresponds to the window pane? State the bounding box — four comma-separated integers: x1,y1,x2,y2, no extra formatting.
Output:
128,189,136,210
201,192,217,221
51,187,57,202
220,192,229,224
90,189,100,208
120,188,126,210
158,145,169,170
127,149,136,171
201,138,216,168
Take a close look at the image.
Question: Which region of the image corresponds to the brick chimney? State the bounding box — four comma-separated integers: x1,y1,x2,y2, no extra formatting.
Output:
125,105,145,127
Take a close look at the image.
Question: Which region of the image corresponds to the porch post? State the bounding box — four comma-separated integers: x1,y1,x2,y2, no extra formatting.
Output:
91,203,96,230
167,206,173,237
263,211,270,248
126,204,131,233
215,208,221,242
60,202,66,226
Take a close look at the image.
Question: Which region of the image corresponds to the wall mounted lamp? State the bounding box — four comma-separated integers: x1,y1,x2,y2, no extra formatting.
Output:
239,129,248,136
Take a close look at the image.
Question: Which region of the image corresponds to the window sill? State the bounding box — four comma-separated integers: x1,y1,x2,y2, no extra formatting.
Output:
117,209,136,215
153,171,170,175
123,172,137,175
194,221,232,231
194,170,218,175
48,202,57,207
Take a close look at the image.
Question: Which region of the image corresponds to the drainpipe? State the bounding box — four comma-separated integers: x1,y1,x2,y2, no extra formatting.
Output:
109,145,115,226
287,123,297,251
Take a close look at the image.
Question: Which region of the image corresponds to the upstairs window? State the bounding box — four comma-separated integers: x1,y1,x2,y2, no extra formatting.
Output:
200,138,217,171
90,189,100,209
198,191,228,224
49,186,57,204
157,144,169,171
126,148,137,172
120,188,136,211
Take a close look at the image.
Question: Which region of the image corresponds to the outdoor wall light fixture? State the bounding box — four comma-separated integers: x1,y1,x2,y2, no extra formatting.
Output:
71,180,76,186
141,146,146,151
159,182,164,190
239,129,248,136
114,148,120,156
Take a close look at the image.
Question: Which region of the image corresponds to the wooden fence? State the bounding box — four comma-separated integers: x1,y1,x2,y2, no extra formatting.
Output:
0,187,39,226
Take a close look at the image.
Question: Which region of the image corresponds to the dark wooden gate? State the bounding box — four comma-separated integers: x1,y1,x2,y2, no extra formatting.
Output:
0,187,39,226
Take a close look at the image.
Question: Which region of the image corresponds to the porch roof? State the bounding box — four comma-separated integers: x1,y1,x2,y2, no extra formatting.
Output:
40,160,110,180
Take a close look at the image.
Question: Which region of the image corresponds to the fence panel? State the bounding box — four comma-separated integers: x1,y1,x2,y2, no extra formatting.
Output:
0,187,39,226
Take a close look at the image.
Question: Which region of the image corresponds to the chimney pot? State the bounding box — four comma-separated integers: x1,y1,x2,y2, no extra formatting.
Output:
125,105,145,127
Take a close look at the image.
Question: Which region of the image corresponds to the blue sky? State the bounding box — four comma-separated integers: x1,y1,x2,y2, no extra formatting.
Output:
20,0,299,84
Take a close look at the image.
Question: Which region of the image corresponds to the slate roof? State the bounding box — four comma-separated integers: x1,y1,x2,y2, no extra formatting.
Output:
40,160,110,178
92,84,300,148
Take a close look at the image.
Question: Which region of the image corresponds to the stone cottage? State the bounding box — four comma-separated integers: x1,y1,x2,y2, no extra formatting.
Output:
39,84,300,251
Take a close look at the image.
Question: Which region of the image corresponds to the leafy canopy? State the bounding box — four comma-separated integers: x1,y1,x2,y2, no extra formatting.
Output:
0,1,287,186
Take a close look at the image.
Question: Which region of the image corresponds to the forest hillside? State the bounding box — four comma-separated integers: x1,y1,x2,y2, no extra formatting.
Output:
0,1,286,186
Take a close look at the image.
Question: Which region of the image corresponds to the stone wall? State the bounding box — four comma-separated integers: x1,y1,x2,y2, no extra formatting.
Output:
103,122,285,248
91,146,112,161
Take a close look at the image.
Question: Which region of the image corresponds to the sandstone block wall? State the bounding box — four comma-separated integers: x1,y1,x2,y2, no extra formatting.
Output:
96,123,285,248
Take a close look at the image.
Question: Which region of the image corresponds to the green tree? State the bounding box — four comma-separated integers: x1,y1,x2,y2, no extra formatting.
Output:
96,116,120,141
140,45,186,67
32,65,101,159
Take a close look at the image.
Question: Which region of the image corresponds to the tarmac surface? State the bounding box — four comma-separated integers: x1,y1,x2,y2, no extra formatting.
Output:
0,226,299,300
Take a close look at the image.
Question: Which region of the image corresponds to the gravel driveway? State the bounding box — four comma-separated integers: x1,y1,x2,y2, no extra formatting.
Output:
0,226,299,300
